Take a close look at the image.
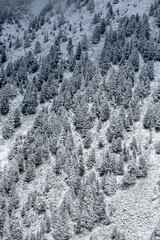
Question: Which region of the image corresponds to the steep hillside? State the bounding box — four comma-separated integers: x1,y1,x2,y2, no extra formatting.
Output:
0,0,160,240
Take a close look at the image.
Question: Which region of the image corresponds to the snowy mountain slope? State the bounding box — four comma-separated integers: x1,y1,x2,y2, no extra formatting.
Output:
1,0,160,240
2,0,154,67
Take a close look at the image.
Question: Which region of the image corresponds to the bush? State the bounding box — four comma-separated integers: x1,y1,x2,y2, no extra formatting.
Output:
155,141,160,154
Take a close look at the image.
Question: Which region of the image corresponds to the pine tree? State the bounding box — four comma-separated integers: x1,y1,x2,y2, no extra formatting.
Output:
0,25,2,36
157,9,160,27
21,85,38,115
155,110,160,131
13,108,21,128
151,221,160,240
111,137,122,153
10,221,22,240
69,54,76,72
1,49,7,63
31,31,36,40
129,47,139,72
86,149,96,168
87,0,95,13
83,133,92,148
121,171,136,189
108,5,113,17
100,48,110,76
31,58,39,73
34,147,43,166
147,61,154,81
0,96,9,115
92,25,100,44
136,156,147,178
100,18,106,35
110,227,125,240
44,34,49,43
78,156,85,176
143,106,155,129
67,37,73,54
157,31,160,43
24,36,31,48
100,98,110,121
92,13,100,24
101,173,117,196
76,42,82,60
153,83,160,102
149,4,154,16
81,33,88,51
62,33,68,42
6,62,13,77
37,199,46,214
24,162,35,182
155,141,160,154
34,41,42,54
9,40,12,48
115,156,124,175
2,116,15,139
94,192,108,224
45,216,51,233
15,37,21,49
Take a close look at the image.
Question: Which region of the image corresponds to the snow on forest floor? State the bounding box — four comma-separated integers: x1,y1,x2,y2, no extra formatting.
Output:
110,151,160,240
72,62,160,240
72,132,160,240
106,62,160,240
0,115,35,169
0,95,35,170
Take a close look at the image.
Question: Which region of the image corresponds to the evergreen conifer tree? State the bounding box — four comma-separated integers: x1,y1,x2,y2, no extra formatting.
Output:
34,41,42,54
